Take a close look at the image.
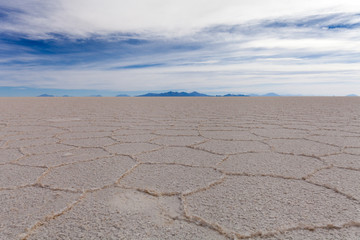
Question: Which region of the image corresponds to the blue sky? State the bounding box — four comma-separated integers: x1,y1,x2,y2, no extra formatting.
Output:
0,0,360,96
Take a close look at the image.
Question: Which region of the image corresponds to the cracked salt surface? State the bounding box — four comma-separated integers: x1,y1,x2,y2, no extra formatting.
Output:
185,176,359,238
136,146,224,167
0,97,359,239
217,152,325,179
28,188,227,240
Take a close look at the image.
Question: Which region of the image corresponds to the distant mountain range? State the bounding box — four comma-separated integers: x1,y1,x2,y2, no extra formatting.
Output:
222,94,249,97
137,91,282,97
34,91,359,98
35,91,285,97
2,86,357,97
137,91,210,97
37,94,54,97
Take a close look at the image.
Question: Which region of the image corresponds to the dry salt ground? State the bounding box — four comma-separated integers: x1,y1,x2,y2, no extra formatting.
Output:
0,97,359,239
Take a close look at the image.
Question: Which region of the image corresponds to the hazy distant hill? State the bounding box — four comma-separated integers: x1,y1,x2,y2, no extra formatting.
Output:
37,94,54,97
223,94,249,97
347,94,358,97
138,91,210,97
116,94,130,97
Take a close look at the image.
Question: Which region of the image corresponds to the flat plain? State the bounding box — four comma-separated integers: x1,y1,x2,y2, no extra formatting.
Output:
0,97,359,239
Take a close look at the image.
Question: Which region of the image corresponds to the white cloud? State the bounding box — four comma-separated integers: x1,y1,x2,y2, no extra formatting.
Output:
243,38,360,52
2,0,360,38
53,0,360,34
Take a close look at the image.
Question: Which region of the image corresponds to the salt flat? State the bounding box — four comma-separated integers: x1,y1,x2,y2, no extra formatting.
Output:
0,97,359,239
